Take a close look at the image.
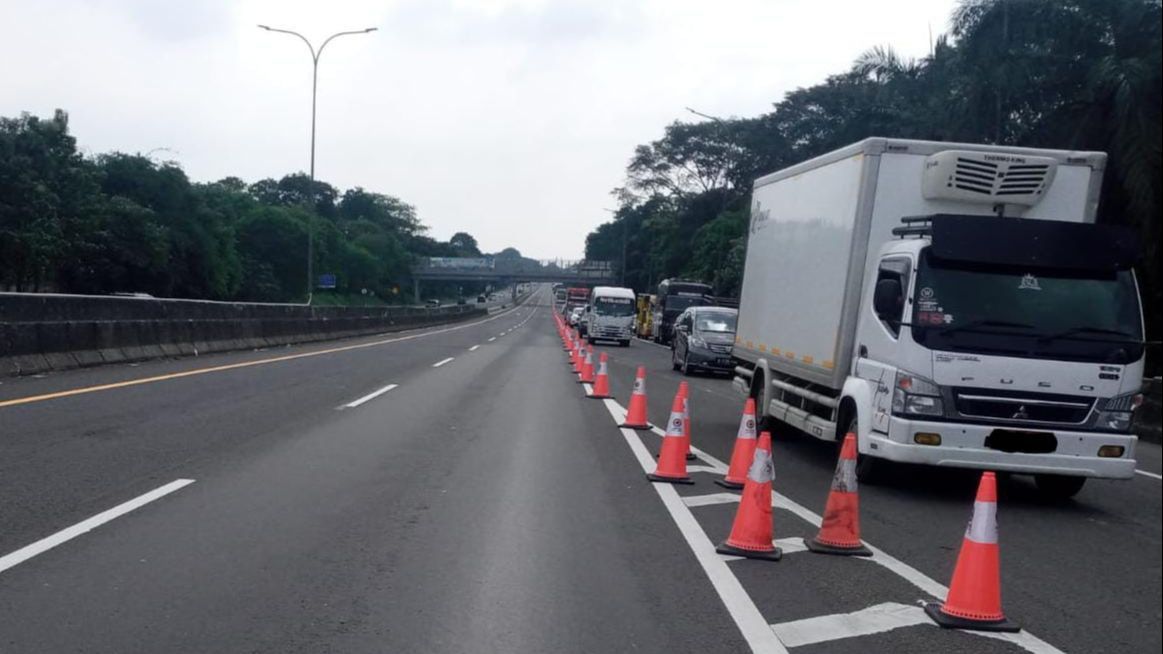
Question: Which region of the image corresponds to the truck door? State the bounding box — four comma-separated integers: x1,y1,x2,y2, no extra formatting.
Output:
855,257,912,434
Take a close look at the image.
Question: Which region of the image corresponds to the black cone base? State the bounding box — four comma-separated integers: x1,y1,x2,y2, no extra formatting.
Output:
646,472,694,485
714,479,745,490
805,538,873,557
923,602,1020,633
715,541,782,561
686,452,698,461
619,422,653,430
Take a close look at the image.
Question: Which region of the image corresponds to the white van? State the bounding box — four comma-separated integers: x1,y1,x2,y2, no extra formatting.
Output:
584,286,636,346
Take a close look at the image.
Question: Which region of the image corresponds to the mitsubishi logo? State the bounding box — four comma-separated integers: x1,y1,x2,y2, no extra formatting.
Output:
1012,405,1030,420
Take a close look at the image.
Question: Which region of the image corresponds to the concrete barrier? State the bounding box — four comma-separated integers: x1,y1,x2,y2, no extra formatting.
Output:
0,293,487,377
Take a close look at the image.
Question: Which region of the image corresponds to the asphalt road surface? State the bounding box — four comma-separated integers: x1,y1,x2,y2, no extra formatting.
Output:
1,285,1159,653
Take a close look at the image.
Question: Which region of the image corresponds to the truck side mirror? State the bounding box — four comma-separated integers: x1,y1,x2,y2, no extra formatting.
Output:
873,278,903,322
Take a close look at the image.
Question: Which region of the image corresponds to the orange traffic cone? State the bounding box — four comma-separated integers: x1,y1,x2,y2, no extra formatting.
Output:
924,471,1019,632
715,398,758,490
578,346,595,383
715,431,781,561
647,389,694,485
567,338,577,365
679,383,697,461
589,353,611,399
619,366,652,429
806,433,871,556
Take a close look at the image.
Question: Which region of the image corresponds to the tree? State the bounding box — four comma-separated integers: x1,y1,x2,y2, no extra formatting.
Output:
449,231,481,256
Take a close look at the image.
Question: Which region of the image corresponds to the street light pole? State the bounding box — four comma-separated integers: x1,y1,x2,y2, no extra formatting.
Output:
258,24,377,302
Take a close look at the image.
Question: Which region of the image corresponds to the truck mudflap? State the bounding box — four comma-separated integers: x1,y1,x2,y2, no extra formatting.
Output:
868,418,1138,479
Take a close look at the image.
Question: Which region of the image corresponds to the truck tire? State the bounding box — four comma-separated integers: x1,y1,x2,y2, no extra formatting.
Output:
850,416,887,485
1034,474,1086,500
620,340,630,347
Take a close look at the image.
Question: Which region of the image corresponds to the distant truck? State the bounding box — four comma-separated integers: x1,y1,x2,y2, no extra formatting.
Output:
651,279,713,345
583,286,636,346
733,138,1144,499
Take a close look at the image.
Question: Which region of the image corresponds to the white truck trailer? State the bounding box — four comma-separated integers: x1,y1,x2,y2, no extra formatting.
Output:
732,138,1145,498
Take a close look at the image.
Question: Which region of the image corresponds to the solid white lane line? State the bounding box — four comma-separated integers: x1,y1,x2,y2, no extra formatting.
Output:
342,383,398,409
469,345,480,351
0,479,195,575
1134,468,1162,480
772,602,931,648
600,400,790,654
432,357,454,368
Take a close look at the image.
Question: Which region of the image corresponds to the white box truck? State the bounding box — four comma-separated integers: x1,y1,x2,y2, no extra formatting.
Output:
732,138,1145,498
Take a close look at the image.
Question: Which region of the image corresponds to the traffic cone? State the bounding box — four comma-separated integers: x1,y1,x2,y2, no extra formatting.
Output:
619,366,652,429
924,471,1019,632
589,353,611,399
578,346,595,383
567,338,578,365
715,431,781,561
715,398,758,490
680,383,697,461
806,433,872,556
647,389,694,484
571,342,583,374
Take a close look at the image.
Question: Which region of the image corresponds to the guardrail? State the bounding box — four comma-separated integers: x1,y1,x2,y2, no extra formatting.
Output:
0,293,486,377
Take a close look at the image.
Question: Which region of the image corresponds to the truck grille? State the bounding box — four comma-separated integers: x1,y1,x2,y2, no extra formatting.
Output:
953,388,1094,425
707,343,732,354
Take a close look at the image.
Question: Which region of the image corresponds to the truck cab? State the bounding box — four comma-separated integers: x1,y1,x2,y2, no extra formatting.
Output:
584,286,636,346
852,216,1142,496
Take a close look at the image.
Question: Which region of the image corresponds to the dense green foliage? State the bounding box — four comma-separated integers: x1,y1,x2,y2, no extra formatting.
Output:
0,111,501,302
586,0,1161,335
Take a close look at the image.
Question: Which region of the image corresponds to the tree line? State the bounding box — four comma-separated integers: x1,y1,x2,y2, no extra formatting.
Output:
1,110,505,303
585,0,1160,337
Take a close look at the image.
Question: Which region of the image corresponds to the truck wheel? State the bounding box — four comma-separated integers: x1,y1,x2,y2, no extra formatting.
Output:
850,417,886,485
620,340,630,347
1034,474,1086,500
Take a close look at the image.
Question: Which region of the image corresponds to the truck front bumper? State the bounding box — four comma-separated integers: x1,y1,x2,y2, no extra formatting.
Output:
868,417,1138,479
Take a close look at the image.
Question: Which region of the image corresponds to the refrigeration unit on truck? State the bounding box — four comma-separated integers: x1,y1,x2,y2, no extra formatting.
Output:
583,286,636,346
732,137,1144,499
651,279,714,345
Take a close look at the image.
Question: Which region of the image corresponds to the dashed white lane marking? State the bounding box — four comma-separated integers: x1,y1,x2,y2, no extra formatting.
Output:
772,602,931,648
599,399,790,654
1135,468,1162,480
0,479,195,575
341,383,398,409
488,337,497,342
682,492,741,508
469,345,480,352
603,398,1065,654
432,357,454,368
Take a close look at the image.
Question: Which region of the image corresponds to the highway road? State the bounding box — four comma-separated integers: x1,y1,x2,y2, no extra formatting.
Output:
1,285,1159,653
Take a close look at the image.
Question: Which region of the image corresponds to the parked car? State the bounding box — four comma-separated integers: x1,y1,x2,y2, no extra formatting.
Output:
672,306,738,375
569,306,585,328
425,298,441,307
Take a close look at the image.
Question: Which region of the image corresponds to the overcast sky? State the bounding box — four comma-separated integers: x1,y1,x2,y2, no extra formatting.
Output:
3,0,956,259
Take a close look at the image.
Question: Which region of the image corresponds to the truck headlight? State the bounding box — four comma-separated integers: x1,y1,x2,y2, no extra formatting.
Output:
1095,391,1143,432
689,335,707,349
892,370,944,417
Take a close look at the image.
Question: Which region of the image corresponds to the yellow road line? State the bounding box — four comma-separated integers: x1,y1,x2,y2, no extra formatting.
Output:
0,297,534,410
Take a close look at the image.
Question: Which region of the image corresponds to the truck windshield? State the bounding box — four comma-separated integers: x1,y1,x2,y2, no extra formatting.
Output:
665,295,707,313
910,251,1143,364
594,297,635,316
